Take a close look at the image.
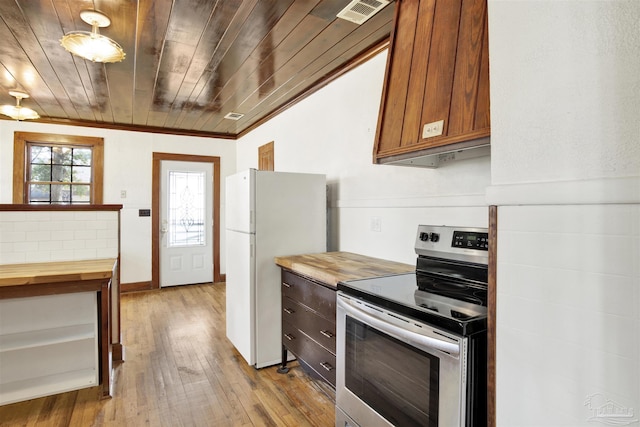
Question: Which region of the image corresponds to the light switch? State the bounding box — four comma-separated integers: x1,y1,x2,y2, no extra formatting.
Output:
370,217,382,232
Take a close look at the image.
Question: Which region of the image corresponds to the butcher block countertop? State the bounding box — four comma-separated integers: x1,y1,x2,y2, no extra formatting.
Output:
0,258,116,287
274,251,414,288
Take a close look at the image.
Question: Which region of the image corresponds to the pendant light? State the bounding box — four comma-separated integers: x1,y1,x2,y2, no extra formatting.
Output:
0,91,40,121
60,10,125,63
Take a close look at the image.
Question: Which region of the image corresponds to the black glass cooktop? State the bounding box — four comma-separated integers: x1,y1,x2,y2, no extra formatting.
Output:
337,272,488,336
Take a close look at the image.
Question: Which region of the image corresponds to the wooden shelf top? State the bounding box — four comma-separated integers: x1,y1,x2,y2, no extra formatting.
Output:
274,251,414,287
0,259,117,287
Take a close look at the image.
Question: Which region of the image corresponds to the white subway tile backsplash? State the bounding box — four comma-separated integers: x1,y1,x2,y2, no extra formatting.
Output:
25,230,51,242
75,248,97,259
29,212,51,222
85,239,107,249
1,212,26,221
63,220,85,230
39,221,65,232
1,252,25,264
49,250,76,261
74,212,97,221
13,221,40,232
0,210,120,265
27,252,51,263
38,240,64,252
73,229,97,240
96,212,112,220
63,240,86,250
2,231,26,243
86,220,108,230
13,242,39,253
96,248,118,258
50,230,74,241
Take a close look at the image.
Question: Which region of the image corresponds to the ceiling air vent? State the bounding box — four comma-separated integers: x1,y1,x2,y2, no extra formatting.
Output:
224,112,244,120
336,0,390,25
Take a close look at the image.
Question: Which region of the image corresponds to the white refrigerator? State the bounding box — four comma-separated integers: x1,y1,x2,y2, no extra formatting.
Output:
225,169,326,368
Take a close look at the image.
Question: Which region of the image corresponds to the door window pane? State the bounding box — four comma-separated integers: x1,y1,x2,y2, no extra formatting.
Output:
168,170,206,247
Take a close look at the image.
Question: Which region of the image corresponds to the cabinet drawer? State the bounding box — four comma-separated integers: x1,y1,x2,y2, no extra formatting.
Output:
282,297,336,354
282,322,336,387
281,270,335,320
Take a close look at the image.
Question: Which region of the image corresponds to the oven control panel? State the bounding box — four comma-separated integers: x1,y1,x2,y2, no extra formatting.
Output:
452,230,489,250
415,225,489,264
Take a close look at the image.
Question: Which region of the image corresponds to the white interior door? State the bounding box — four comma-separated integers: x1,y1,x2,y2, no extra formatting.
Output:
160,160,213,287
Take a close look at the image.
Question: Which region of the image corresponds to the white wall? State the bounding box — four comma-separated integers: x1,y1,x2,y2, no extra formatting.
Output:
0,121,236,283
237,50,492,264
488,1,640,425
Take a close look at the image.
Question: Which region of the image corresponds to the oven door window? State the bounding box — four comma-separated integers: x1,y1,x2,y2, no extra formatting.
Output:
345,316,440,427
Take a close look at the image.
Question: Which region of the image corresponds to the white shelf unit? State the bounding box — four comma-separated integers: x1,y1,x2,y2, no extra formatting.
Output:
0,292,99,406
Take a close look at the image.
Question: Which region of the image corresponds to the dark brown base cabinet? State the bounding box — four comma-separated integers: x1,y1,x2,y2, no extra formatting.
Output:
278,270,336,387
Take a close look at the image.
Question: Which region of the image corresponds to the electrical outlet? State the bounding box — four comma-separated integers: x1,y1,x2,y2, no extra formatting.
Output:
370,217,381,232
422,119,444,139
120,190,127,198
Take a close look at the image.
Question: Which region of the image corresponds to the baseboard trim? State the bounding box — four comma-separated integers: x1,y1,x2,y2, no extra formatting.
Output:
121,281,153,293
122,278,224,292
113,343,124,362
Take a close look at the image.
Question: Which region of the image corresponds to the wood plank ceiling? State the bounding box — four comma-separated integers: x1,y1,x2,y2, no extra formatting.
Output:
0,0,394,139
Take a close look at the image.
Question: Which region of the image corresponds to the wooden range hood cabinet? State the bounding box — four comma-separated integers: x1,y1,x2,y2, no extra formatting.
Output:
373,0,491,167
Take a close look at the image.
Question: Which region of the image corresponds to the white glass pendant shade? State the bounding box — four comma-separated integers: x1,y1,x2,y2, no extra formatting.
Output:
0,91,39,121
60,10,125,63
60,31,125,63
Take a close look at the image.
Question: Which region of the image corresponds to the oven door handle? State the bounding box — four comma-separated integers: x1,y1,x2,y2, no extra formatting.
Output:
340,299,460,356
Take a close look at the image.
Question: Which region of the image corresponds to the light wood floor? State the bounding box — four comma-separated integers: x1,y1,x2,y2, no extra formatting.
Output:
0,283,336,427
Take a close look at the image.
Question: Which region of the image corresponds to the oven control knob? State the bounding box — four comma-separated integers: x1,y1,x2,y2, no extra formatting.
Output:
419,232,430,241
430,233,440,242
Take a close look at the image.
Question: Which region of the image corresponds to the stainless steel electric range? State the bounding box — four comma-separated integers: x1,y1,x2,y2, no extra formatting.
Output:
336,225,489,427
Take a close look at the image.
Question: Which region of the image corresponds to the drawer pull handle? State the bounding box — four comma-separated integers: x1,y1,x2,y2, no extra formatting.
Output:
282,282,291,288
283,308,294,314
320,330,334,338
284,334,295,341
320,362,333,372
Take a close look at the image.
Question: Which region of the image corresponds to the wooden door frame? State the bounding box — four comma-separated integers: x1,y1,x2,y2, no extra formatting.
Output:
152,153,222,289
488,205,497,427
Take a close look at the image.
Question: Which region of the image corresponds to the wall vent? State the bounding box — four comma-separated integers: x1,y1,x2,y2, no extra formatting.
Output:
336,0,390,25
224,112,244,120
